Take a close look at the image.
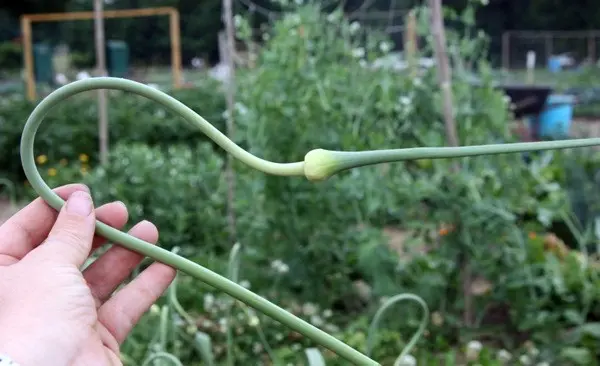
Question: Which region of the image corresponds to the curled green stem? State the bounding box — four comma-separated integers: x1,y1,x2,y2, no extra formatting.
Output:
20,77,600,365
20,78,377,365
366,294,429,366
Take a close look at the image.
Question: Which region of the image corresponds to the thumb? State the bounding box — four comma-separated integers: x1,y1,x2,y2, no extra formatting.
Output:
34,190,96,267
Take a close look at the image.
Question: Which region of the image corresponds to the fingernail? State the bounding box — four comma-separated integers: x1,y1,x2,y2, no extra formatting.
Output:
66,191,93,216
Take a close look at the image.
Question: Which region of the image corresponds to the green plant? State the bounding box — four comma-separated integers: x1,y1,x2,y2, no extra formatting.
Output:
0,76,226,184
19,75,600,364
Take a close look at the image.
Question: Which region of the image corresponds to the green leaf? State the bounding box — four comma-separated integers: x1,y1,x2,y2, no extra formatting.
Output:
193,332,215,366
578,322,600,338
561,347,592,365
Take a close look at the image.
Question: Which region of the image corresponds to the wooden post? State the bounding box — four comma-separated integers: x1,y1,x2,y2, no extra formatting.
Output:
429,0,459,148
404,10,417,76
429,0,473,328
169,9,182,88
20,17,35,101
222,0,238,242
94,0,109,166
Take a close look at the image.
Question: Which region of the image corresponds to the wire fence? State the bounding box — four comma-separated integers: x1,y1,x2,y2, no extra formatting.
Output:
230,0,423,68
501,30,600,71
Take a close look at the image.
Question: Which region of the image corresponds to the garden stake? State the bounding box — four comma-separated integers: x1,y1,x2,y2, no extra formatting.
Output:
20,77,600,365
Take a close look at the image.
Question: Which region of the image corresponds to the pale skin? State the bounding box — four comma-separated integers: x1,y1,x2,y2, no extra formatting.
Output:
0,184,177,366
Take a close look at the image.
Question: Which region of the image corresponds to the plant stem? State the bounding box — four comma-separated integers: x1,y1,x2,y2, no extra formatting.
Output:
20,77,378,366
366,294,429,365
20,77,600,365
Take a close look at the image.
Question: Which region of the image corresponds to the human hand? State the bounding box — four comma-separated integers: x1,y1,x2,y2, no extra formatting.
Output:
0,184,176,366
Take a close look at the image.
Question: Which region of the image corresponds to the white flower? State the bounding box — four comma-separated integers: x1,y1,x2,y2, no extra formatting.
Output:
218,318,228,332
248,316,260,327
327,11,341,22
191,57,204,68
352,47,365,58
466,340,483,360
76,71,90,80
397,354,416,366
481,0,489,5
234,15,242,28
54,73,68,85
519,355,531,365
379,41,392,53
310,315,324,326
302,302,318,316
240,280,251,288
399,96,411,106
203,293,215,310
323,309,333,318
252,342,263,354
270,259,289,274
349,21,360,34
497,349,512,362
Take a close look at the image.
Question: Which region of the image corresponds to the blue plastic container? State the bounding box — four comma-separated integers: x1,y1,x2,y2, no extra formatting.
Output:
547,56,561,73
529,94,575,139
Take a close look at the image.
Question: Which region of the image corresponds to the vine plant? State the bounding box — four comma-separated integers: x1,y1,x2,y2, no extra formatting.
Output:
19,77,600,365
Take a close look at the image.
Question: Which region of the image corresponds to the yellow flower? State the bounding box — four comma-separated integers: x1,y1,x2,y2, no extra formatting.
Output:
36,155,48,165
59,158,68,166
48,168,57,177
80,165,88,175
79,154,89,163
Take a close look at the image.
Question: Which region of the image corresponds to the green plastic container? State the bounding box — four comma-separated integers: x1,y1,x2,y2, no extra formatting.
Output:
106,40,129,78
33,43,53,84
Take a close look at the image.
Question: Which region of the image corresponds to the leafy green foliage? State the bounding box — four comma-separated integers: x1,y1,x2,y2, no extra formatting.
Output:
0,77,226,185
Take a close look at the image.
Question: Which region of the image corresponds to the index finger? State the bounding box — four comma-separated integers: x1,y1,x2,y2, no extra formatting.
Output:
0,184,126,263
